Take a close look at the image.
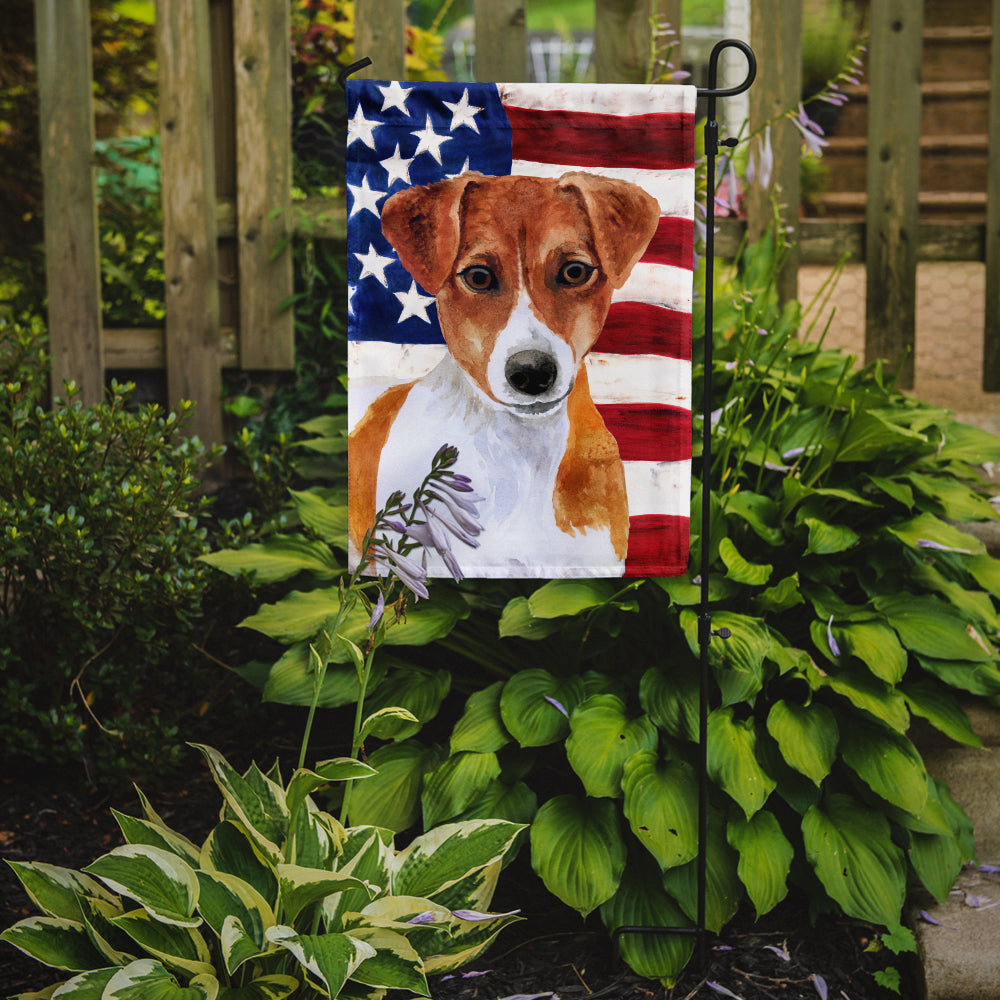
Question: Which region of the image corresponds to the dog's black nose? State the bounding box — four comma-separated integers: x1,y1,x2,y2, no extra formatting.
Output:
505,350,558,396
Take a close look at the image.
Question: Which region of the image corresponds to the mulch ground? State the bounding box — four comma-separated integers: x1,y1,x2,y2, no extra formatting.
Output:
1,737,914,1000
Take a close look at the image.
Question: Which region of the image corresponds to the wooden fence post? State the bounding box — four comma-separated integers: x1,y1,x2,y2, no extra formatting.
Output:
354,0,406,79
34,0,104,405
746,0,801,306
594,0,655,84
157,0,223,445
983,0,1000,390
474,0,527,82
864,0,923,389
233,0,294,370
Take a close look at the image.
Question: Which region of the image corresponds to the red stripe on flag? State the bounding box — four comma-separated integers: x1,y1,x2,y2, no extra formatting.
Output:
505,106,695,171
642,216,694,269
625,514,690,577
598,403,691,462
596,303,692,360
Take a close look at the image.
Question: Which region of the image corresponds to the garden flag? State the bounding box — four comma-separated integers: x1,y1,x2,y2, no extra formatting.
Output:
347,80,695,579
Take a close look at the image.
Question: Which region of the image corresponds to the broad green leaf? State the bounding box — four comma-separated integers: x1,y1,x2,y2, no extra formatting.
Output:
200,536,341,583
807,660,910,732
112,812,201,868
621,751,698,870
288,489,349,544
935,421,1000,465
724,490,784,545
199,822,278,910
0,916,107,972
265,926,375,997
719,537,772,586
707,707,775,818
839,719,928,816
195,871,273,973
886,512,985,557
497,597,564,639
111,909,214,978
421,751,502,828
453,779,538,827
346,926,428,994
835,410,927,463
499,670,584,747
277,865,373,925
755,573,804,614
261,643,387,709
874,594,995,662
916,655,1000,697
834,621,907,684
530,795,626,917
765,700,837,786
680,610,770,706
661,810,741,933
910,562,1000,632
362,667,451,740
803,517,859,556
865,474,914,509
907,778,969,905
393,820,524,901
216,975,299,1000
727,811,793,917
599,854,694,987
967,553,1000,597
450,682,511,754
103,959,218,1000
527,579,617,618
566,695,658,798
653,573,737,606
5,862,117,923
901,680,982,748
639,664,699,743
347,740,441,832
802,794,906,926
190,746,287,862
83,846,200,928
906,472,998,521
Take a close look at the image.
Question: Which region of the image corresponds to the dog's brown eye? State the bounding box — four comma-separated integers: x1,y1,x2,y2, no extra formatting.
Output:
460,266,497,292
557,261,595,287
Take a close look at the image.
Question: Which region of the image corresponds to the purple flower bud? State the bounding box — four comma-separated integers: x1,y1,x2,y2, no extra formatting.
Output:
367,590,385,631
407,911,438,925
827,616,841,658
544,695,569,717
812,974,828,1000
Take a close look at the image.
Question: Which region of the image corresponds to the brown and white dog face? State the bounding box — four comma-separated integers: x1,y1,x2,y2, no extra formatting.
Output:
380,172,660,415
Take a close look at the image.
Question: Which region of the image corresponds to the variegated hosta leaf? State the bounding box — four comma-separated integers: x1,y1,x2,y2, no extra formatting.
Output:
706,707,776,819
77,894,136,966
200,822,278,910
345,926,429,995
46,966,118,997
424,859,501,916
102,958,218,999
191,745,287,863
529,795,626,917
599,854,694,987
726,810,793,918
499,669,585,747
802,793,906,926
422,907,522,975
195,871,274,973
285,760,376,823
391,820,524,901
112,810,202,868
0,916,107,972
323,829,393,931
421,751,501,829
4,861,118,922
288,801,344,870
566,695,658,799
450,681,511,754
765,700,838,786
276,864,375,925
214,974,300,999
110,908,214,978
83,846,200,928
621,751,699,871
265,926,376,998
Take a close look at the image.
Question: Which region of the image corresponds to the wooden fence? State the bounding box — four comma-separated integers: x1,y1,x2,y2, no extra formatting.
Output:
33,0,1000,444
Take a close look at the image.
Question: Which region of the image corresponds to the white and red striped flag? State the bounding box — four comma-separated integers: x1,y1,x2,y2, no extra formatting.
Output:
347,81,695,578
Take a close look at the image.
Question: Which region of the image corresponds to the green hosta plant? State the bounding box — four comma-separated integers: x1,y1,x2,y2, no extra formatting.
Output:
1,743,523,999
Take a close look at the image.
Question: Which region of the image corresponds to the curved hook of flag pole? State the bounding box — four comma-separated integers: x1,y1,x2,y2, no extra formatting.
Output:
338,57,373,91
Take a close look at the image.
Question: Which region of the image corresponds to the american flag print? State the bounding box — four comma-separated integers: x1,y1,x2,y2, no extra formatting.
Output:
347,80,695,579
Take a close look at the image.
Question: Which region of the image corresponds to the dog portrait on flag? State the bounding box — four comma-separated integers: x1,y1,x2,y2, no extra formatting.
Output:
347,81,695,580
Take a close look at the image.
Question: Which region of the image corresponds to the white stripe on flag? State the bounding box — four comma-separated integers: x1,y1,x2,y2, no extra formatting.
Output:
586,354,691,409
613,263,693,311
509,160,695,219
499,82,697,116
624,460,692,517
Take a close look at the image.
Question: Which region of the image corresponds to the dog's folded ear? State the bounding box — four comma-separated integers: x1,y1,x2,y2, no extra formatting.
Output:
381,174,483,295
557,172,661,289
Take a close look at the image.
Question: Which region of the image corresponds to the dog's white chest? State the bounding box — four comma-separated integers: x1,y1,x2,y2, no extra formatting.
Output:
373,357,621,577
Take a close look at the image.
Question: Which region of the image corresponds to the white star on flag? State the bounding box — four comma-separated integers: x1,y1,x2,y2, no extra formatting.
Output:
347,174,386,218
354,244,395,286
446,157,471,180
393,280,436,323
347,104,380,149
442,89,483,132
380,143,415,187
410,115,452,164
377,80,411,114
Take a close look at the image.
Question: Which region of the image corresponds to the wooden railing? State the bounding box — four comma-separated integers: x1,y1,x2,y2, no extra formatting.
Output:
32,0,1000,445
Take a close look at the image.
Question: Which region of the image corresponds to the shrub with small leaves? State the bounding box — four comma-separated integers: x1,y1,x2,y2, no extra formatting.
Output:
0,317,220,782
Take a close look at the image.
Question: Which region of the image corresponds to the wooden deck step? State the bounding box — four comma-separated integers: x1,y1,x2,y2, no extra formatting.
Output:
835,80,992,136
813,190,987,222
